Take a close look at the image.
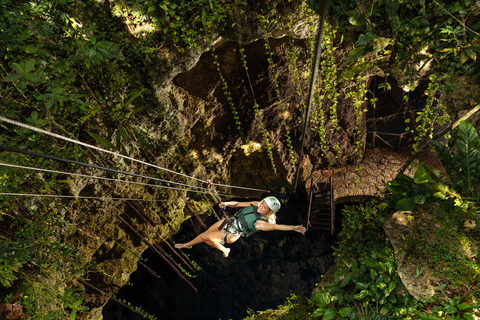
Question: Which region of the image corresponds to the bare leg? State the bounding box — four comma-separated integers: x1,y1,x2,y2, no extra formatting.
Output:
175,218,227,249
205,240,231,257
175,229,234,257
206,218,226,232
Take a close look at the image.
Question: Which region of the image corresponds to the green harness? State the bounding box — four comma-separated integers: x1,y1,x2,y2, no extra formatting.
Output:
234,205,266,237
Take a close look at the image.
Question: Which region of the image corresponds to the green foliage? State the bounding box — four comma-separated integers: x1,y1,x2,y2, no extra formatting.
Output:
430,120,480,197
303,200,480,320
260,14,296,170
110,0,229,52
333,0,480,80
212,48,245,139
385,163,455,211
243,293,312,320
308,201,406,319
238,44,277,173
409,75,449,156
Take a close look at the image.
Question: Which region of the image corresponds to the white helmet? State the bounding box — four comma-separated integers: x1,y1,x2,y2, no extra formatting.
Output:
263,196,281,213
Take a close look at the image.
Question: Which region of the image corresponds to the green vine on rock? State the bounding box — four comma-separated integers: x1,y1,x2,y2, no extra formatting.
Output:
261,14,296,170
321,23,341,136
238,45,277,173
310,83,328,156
211,48,245,140
409,74,449,159
345,71,368,163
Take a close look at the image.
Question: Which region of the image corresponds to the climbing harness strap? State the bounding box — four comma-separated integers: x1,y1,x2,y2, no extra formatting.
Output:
218,206,265,243
219,216,241,244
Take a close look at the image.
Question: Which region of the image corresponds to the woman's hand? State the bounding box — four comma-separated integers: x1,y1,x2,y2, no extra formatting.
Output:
293,225,306,235
219,201,238,208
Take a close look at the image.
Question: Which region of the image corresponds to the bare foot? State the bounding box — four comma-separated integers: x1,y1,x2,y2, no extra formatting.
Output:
175,243,192,249
223,248,231,258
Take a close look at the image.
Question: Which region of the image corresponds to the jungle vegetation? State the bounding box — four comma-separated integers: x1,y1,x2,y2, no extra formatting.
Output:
1,0,480,319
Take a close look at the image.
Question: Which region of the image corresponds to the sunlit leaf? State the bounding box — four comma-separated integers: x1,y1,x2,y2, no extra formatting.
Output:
373,37,391,53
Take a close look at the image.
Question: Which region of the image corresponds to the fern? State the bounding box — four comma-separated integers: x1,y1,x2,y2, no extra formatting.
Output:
457,120,480,195
431,121,480,196
385,0,399,32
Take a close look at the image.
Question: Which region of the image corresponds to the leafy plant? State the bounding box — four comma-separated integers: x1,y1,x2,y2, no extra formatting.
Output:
238,44,277,173
260,13,296,170
308,201,404,319
212,48,245,139
430,120,480,197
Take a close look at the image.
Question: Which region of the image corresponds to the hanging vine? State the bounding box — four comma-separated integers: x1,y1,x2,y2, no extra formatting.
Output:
310,83,328,156
409,74,449,157
321,23,341,136
345,71,369,162
211,47,246,140
238,44,277,173
261,14,296,170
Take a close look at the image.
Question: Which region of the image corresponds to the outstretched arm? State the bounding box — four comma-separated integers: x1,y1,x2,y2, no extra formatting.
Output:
219,201,259,208
255,221,306,235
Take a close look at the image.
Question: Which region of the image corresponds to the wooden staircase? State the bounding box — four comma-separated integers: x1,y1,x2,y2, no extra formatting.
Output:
307,178,335,235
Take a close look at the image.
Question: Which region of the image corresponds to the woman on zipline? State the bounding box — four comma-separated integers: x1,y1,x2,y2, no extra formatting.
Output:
175,196,306,257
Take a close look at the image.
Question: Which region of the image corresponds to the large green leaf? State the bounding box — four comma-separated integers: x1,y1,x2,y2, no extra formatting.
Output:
414,165,431,184
385,0,399,21
323,308,336,320
25,58,35,73
339,307,352,317
353,290,369,300
373,37,391,53
429,140,459,177
385,0,399,31
396,197,415,211
355,32,377,47
413,193,426,205
87,131,115,150
346,9,366,26
2,73,22,82
457,120,480,192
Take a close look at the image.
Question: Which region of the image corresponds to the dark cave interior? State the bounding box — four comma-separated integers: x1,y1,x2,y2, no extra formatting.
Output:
102,192,348,320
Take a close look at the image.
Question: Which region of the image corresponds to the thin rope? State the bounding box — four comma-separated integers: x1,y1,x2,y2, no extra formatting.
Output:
209,181,268,193
294,0,329,190
0,192,168,202
0,162,234,197
0,116,207,184
0,116,270,193
0,145,211,192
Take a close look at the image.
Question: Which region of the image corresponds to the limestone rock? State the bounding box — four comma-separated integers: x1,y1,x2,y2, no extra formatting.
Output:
384,211,442,300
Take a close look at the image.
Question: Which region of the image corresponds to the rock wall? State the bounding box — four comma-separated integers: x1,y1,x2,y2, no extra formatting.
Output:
65,0,460,317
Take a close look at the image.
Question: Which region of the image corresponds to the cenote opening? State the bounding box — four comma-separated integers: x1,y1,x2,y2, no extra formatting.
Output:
102,194,364,320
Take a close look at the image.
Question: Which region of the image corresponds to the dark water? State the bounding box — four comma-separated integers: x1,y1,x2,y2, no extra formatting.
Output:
102,193,336,320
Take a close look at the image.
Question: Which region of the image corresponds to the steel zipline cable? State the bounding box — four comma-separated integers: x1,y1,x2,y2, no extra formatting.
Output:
0,162,236,197
0,193,169,202
0,145,212,192
0,116,269,193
